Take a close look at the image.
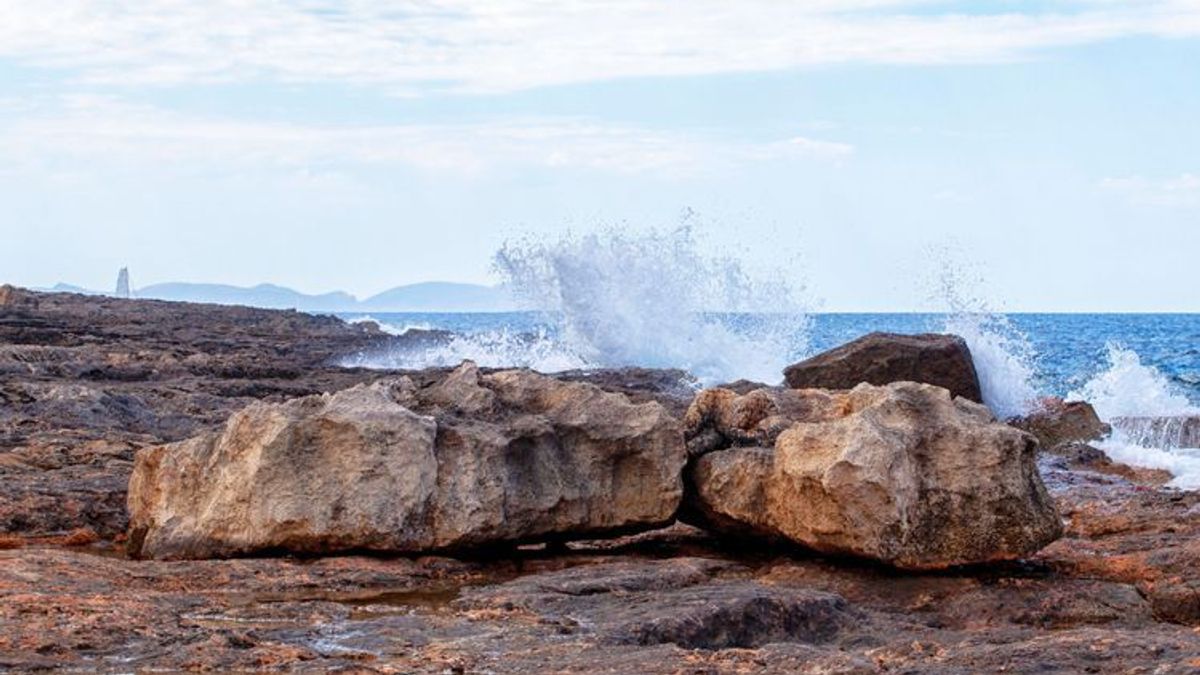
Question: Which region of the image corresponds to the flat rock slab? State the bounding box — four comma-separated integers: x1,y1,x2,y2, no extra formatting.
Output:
4,534,1200,673
456,557,862,650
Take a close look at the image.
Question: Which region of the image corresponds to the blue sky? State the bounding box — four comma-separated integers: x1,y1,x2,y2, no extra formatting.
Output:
1,1,1198,311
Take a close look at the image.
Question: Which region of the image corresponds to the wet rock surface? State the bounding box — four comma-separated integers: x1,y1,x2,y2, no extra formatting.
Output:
4,526,1200,673
783,332,983,403
3,288,1200,672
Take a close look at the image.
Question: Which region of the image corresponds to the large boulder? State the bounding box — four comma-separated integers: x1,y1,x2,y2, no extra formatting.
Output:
682,382,1062,569
1010,397,1111,450
127,362,685,559
783,332,983,403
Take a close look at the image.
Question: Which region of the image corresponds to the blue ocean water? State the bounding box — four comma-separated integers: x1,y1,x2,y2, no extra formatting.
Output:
340,311,1200,405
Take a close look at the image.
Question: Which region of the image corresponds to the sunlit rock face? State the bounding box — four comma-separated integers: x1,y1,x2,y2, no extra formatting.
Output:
128,362,686,560
683,381,1063,570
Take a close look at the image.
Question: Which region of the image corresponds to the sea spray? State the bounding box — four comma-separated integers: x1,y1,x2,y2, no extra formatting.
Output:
347,315,432,336
941,313,1040,419
493,226,808,384
341,325,591,373
1068,342,1200,489
930,251,1039,418
1067,343,1198,420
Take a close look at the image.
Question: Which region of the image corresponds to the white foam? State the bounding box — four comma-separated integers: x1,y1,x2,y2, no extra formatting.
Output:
346,315,432,336
1067,343,1198,419
1069,343,1200,488
1095,440,1200,490
942,312,1039,419
930,257,1039,418
344,325,591,373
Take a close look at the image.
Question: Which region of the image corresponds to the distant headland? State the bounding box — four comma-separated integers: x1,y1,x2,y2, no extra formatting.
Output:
40,276,518,313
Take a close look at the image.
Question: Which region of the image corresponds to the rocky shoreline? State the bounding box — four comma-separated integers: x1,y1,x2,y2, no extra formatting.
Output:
2,286,1199,672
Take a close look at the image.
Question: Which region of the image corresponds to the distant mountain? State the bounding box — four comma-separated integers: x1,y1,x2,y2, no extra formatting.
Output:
359,282,517,312
137,282,359,312
42,280,519,312
47,283,103,296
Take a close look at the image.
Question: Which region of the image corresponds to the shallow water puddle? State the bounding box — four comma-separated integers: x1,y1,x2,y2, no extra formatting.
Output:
338,585,466,619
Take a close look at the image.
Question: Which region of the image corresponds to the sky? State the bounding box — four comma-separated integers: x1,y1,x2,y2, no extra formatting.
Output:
1,1,1198,312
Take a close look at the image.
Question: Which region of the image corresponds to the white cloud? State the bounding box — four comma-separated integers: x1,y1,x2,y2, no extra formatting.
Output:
0,95,851,177
0,1,1197,94
1101,173,1200,207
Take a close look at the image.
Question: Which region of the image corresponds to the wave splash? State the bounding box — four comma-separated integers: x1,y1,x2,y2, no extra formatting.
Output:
492,227,808,384
342,325,591,373
931,255,1039,419
1068,343,1200,489
942,312,1039,419
1068,343,1197,420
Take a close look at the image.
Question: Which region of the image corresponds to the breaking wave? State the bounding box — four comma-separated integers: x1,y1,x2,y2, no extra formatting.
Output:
942,312,1039,419
1067,343,1198,420
490,227,807,383
1068,343,1200,489
349,226,809,384
344,227,1200,489
343,325,591,373
931,254,1039,419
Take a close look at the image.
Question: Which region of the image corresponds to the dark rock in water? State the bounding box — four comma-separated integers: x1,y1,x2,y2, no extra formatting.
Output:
1110,415,1200,449
339,327,457,367
682,381,1062,569
127,361,686,559
1011,397,1111,449
783,332,983,403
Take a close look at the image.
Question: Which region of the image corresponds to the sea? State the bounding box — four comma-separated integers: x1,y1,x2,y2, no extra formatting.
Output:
335,310,1200,489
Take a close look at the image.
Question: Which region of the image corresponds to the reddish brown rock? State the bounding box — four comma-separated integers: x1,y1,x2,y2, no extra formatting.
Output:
1011,397,1111,449
1037,476,1200,625
783,332,983,403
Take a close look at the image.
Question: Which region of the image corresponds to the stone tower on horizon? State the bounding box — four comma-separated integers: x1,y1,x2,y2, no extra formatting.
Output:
115,267,131,299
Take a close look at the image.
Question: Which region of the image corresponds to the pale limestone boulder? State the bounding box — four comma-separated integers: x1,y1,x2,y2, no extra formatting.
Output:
129,362,685,559
684,382,1062,569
